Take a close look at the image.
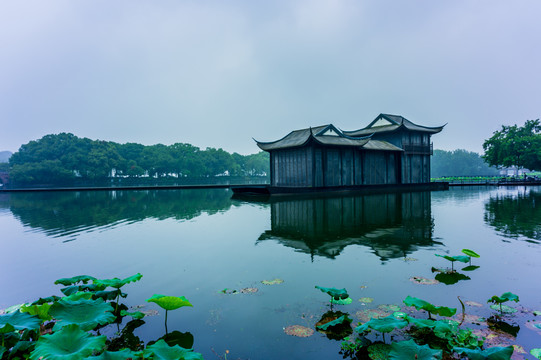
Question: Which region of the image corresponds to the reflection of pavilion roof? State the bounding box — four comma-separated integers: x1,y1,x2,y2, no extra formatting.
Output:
344,114,445,137
255,124,404,152
258,225,441,262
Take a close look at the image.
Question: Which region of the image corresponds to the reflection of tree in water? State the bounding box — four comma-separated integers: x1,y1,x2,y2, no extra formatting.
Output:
3,189,234,239
484,189,541,243
258,192,439,262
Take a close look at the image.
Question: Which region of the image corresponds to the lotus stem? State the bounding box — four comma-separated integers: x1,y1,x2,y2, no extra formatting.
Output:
458,296,466,326
165,309,169,334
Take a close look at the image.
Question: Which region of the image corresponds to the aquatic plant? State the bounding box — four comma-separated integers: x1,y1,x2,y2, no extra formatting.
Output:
315,285,352,310
435,254,469,271
388,339,442,360
487,292,519,315
461,249,480,265
403,296,456,319
355,313,408,343
454,345,514,360
146,294,193,333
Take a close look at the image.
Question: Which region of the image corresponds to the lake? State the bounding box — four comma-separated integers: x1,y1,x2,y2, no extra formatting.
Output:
1,186,541,359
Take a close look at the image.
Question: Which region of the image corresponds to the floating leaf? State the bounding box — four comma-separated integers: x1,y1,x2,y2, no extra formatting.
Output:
389,339,442,360
461,249,480,258
359,297,374,303
465,301,483,307
368,343,391,360
120,310,145,320
148,331,194,349
94,273,142,289
403,296,456,317
144,339,203,360
378,304,401,312
284,325,314,337
462,265,480,271
49,298,115,331
0,310,41,331
54,275,97,286
239,287,258,294
86,349,136,360
410,276,439,285
316,315,351,331
454,345,514,360
315,286,349,300
355,309,391,323
261,278,284,285
435,272,471,285
29,324,106,360
147,294,193,311
531,348,541,359
356,314,408,334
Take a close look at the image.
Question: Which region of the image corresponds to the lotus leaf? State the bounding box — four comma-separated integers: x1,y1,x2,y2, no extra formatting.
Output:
147,294,193,311
54,275,97,286
432,319,459,338
462,249,480,258
454,345,514,360
21,303,52,321
93,290,127,301
94,273,143,289
49,298,115,331
31,296,61,305
332,297,353,305
0,310,41,331
284,325,314,337
316,315,351,331
406,316,437,329
389,339,442,360
462,265,481,271
315,286,349,300
0,346,5,359
359,297,374,303
356,314,408,334
355,309,391,323
488,292,519,304
61,283,107,296
2,304,25,314
29,324,106,360
378,304,401,312
531,348,541,359
435,272,471,285
403,296,457,317
148,331,194,349
367,343,391,360
239,287,258,294
61,291,93,302
0,323,15,334
144,339,203,360
435,254,470,263
410,276,439,285
120,310,145,320
8,340,34,359
261,278,284,285
86,349,136,360
489,304,517,314
534,311,541,316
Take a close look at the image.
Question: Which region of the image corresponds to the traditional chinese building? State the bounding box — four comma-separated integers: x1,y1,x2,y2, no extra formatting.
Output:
255,114,444,190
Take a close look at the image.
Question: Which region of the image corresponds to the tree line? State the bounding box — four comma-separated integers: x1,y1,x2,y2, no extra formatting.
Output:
8,133,269,185
431,149,499,178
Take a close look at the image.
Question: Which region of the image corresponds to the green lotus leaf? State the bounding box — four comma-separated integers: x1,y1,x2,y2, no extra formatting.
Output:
359,297,374,303
50,298,115,331
406,316,437,329
454,345,514,360
144,339,203,360
120,310,145,320
531,348,541,359
316,315,351,331
86,349,136,360
29,324,106,360
332,297,353,305
403,296,456,317
94,273,143,289
389,339,442,360
462,265,481,271
3,304,25,314
435,254,470,263
61,283,107,296
0,323,15,334
8,340,35,359
31,296,61,305
356,314,408,334
489,304,517,314
148,331,194,349
434,272,471,285
432,319,459,338
315,286,349,300
61,291,94,302
367,343,391,360
488,292,519,304
0,346,6,359
461,249,480,258
21,303,52,321
93,289,127,301
261,278,284,285
55,275,97,286
0,310,41,331
147,294,193,311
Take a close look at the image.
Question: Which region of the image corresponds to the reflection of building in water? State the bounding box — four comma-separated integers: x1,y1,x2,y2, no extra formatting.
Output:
258,191,438,261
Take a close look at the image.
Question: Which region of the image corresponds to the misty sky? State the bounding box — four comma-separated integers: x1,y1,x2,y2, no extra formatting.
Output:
1,1,540,155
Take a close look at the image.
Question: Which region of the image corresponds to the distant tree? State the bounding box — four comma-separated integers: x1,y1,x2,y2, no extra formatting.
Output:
431,149,499,178
482,119,541,172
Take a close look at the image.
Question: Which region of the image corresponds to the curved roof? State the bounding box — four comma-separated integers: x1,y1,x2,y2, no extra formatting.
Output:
255,124,402,152
343,113,445,137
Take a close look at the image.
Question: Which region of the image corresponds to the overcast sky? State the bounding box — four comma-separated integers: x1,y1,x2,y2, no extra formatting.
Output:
1,1,540,155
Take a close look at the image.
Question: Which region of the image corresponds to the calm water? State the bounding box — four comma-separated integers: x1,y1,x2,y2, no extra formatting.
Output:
1,187,541,359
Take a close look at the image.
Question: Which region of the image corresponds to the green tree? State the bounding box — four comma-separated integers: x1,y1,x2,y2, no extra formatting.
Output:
431,149,498,177
482,119,541,172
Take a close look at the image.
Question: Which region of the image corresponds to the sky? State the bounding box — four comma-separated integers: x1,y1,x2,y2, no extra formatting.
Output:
1,1,540,155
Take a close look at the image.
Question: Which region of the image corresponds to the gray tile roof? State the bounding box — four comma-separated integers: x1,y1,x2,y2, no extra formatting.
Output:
343,113,445,137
